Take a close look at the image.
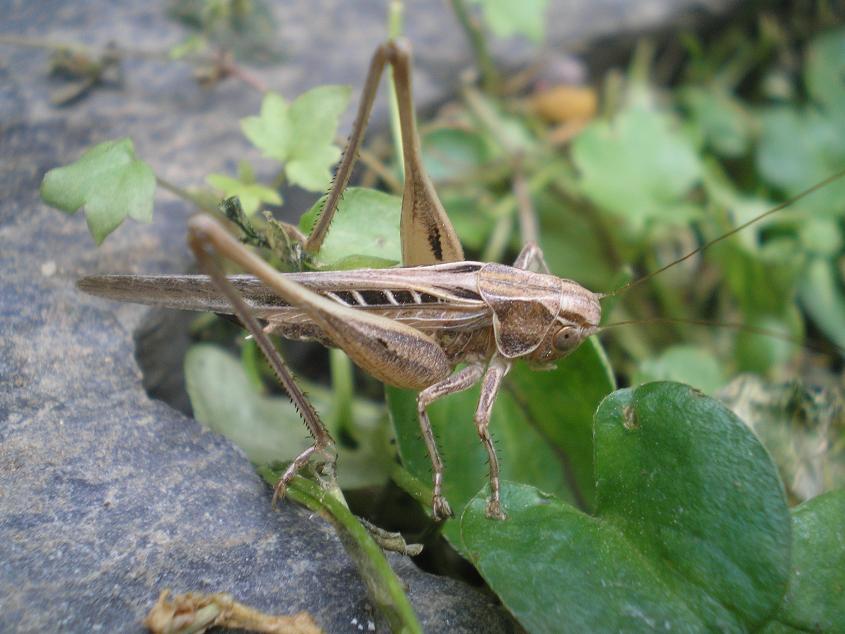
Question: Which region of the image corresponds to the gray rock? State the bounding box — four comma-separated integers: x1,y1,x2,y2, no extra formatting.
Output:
0,0,738,632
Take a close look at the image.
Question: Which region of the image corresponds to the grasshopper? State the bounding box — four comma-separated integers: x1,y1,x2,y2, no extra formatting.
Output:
77,40,842,521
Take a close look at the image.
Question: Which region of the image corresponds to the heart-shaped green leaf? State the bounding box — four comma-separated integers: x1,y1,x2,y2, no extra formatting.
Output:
241,86,351,191
40,137,155,244
460,382,791,632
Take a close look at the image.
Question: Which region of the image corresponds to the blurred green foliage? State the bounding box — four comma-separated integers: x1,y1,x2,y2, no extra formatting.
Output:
468,0,549,43
241,86,352,191
167,0,282,63
39,5,845,631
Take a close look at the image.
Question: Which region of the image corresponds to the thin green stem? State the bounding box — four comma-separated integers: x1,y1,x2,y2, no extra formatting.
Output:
219,52,269,94
388,0,406,181
481,162,561,262
481,205,515,263
449,0,500,92
390,464,434,509
330,349,355,435
155,175,218,213
285,477,423,634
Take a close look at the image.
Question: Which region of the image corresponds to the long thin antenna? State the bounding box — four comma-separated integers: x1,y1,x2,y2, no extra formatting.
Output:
601,168,845,300
597,316,841,356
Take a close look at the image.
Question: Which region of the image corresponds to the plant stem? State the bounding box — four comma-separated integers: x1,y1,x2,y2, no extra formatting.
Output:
155,175,218,213
285,477,423,634
388,0,406,182
329,349,355,436
390,464,434,509
219,53,269,93
513,165,538,246
482,162,560,262
449,0,500,92
482,205,514,263
335,136,403,194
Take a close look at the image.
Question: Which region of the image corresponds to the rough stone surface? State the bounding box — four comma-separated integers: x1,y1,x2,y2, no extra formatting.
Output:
0,1,739,632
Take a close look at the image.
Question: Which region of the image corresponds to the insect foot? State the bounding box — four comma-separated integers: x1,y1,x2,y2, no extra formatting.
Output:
432,493,453,522
485,498,507,521
271,442,338,507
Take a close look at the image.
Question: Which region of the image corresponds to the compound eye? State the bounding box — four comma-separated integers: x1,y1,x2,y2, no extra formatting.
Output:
553,326,579,352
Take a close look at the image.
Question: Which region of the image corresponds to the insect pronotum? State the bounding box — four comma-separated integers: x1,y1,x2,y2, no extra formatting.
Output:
78,40,844,521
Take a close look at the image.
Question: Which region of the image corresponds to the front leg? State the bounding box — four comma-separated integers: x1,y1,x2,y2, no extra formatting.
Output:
416,363,485,520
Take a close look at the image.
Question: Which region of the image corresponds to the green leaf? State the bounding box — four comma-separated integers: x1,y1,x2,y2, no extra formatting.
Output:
572,106,702,233
186,344,310,465
421,127,493,183
469,0,549,43
40,137,155,244
299,187,402,269
798,256,845,352
799,218,843,257
634,345,726,394
681,86,751,157
387,337,614,544
715,239,804,373
206,170,282,216
460,383,791,632
756,107,845,218
700,160,780,251
465,88,537,155
240,86,351,191
772,489,845,631
735,313,803,376
535,188,618,291
438,193,495,252
805,27,845,116
185,344,393,489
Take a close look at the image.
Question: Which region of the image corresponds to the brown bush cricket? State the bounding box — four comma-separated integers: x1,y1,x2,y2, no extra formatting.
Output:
78,40,844,521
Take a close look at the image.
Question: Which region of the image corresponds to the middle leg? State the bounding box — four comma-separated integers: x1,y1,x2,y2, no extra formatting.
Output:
416,363,485,520
474,356,511,520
